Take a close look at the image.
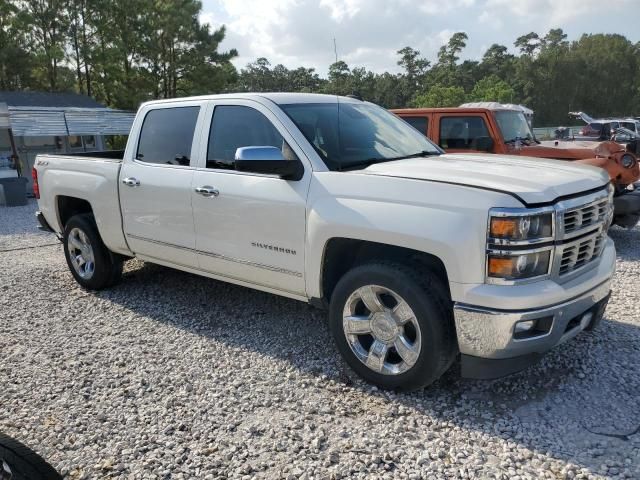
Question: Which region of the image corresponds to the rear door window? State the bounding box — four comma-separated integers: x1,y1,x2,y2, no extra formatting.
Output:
439,116,490,149
136,106,200,166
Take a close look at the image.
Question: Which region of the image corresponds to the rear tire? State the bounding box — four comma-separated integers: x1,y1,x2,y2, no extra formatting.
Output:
0,433,61,480
63,214,123,290
329,262,457,391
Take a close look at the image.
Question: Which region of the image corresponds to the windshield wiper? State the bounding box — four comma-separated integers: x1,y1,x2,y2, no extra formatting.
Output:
504,136,533,145
340,150,440,171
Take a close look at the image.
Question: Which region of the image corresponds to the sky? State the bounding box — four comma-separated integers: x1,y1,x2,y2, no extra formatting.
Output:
199,0,640,76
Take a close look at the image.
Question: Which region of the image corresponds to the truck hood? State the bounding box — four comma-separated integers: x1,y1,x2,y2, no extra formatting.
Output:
362,153,609,205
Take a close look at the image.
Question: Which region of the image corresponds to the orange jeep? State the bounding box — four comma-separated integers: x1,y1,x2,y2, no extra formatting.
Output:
392,103,640,227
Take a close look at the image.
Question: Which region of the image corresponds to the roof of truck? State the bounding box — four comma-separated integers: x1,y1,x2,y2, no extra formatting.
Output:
460,102,533,114
393,103,534,116
142,92,364,107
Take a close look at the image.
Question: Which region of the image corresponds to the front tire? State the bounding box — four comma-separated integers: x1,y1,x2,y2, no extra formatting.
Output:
63,214,122,290
329,262,457,391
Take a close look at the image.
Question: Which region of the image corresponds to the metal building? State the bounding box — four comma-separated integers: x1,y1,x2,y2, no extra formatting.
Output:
0,91,135,190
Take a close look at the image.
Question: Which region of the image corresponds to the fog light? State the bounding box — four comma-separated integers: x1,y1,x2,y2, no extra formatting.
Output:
514,320,536,334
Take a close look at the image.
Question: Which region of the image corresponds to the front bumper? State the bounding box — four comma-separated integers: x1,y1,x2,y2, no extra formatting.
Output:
454,276,612,379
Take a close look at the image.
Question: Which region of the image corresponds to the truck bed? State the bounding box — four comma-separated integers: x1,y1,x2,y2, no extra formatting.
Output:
35,152,130,256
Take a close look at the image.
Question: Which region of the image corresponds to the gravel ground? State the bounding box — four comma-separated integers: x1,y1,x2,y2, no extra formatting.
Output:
0,200,639,479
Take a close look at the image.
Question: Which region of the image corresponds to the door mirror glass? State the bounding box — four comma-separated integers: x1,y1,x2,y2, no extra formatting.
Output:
234,146,303,180
614,133,632,143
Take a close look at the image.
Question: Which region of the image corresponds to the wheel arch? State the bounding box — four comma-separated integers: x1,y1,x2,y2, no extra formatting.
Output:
317,237,451,307
56,195,94,229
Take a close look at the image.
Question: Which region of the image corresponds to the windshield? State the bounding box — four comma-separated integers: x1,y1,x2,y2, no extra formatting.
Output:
494,110,535,143
281,102,441,171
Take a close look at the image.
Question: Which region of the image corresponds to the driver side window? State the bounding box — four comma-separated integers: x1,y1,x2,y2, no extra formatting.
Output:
207,105,297,170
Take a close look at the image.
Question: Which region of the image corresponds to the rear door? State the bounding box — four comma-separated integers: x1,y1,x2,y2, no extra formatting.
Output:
435,113,496,153
190,99,311,297
119,101,206,268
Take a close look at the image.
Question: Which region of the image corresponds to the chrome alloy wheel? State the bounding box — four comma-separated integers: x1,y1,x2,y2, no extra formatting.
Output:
342,285,422,375
67,227,95,279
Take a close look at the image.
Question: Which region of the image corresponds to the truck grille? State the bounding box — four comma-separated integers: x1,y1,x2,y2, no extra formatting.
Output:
562,197,609,235
558,232,607,275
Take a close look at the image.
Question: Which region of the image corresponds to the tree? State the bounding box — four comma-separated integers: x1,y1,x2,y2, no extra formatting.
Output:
437,32,468,66
413,84,466,108
480,44,514,80
397,46,429,81
468,75,515,103
0,0,36,89
514,32,541,56
17,0,72,91
325,60,351,95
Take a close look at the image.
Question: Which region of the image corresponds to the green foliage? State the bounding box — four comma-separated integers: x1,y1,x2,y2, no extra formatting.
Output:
2,9,640,127
2,0,238,109
412,84,466,108
468,75,515,103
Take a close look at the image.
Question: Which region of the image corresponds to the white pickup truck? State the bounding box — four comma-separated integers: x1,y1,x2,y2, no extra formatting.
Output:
34,93,616,390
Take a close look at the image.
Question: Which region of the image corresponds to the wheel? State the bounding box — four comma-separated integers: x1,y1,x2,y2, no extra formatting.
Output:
63,214,123,290
329,262,457,391
0,433,62,480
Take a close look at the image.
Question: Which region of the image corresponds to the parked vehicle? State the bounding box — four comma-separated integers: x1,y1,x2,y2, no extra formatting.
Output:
34,93,615,390
393,103,640,227
569,111,640,140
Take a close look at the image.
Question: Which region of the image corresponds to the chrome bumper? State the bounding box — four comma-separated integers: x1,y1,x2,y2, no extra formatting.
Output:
453,278,611,361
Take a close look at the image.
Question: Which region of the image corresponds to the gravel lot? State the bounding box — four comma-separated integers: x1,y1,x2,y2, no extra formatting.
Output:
1,200,639,479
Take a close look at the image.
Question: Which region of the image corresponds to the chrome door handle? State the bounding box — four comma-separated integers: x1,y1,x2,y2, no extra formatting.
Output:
122,177,140,187
195,186,219,197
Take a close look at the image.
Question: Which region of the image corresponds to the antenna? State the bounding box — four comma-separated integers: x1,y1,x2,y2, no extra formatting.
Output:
333,38,338,64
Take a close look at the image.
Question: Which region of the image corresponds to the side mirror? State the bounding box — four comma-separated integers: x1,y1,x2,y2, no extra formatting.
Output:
234,146,304,181
473,136,494,152
614,133,632,143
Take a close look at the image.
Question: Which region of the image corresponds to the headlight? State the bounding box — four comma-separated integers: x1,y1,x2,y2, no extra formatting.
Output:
487,207,555,284
488,209,554,243
621,153,635,168
487,250,551,281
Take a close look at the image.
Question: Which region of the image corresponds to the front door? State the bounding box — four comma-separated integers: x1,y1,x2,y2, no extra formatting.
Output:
436,114,496,153
120,102,205,268
191,100,311,296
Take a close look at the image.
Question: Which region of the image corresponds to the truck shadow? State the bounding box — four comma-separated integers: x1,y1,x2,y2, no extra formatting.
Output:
96,229,640,477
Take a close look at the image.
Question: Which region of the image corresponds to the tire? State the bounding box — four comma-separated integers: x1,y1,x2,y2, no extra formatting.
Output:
0,433,62,480
63,213,123,290
329,262,457,391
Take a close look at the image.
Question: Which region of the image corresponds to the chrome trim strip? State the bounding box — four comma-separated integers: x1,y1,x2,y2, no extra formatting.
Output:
126,233,303,277
555,189,610,241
